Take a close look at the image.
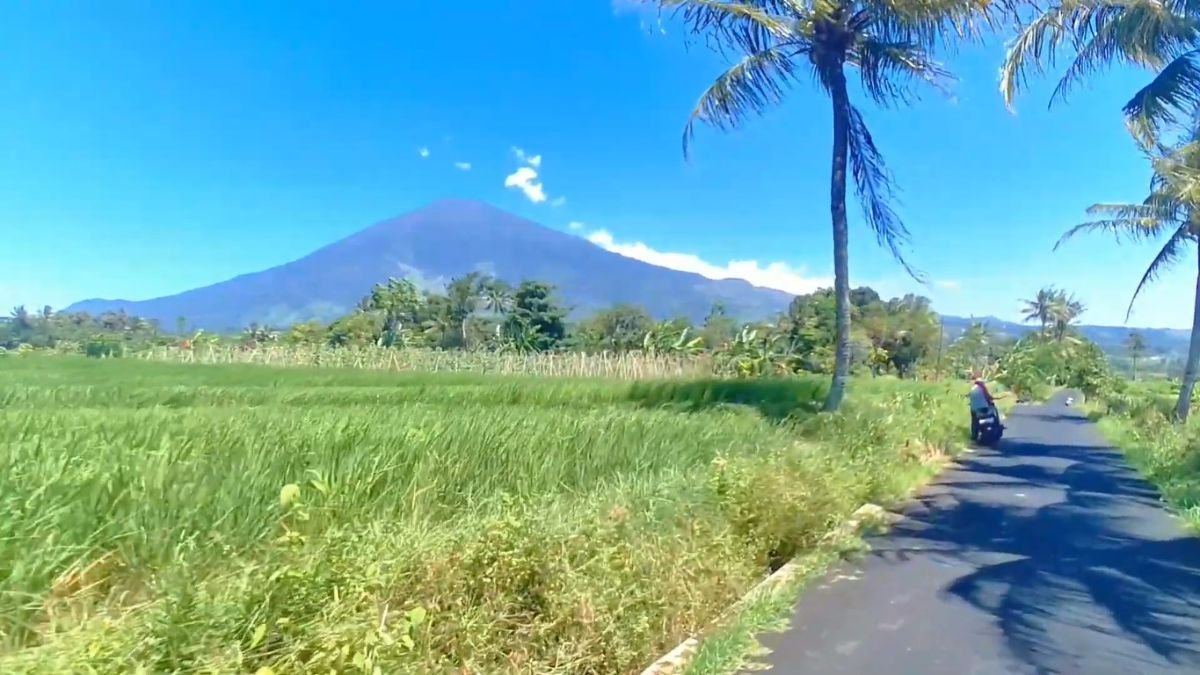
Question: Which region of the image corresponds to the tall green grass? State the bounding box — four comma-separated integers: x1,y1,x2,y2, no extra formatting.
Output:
0,357,968,673
1094,381,1200,530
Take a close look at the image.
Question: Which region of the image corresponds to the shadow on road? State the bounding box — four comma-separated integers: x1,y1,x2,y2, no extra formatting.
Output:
870,412,1200,672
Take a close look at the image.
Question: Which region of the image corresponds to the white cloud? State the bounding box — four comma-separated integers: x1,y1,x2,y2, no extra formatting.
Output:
506,147,560,204
584,228,830,294
418,147,430,159
512,147,542,167
454,161,472,171
567,221,585,231
504,166,546,203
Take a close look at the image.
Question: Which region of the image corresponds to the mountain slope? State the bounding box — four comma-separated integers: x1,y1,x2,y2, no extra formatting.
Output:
939,315,1190,358
67,200,794,330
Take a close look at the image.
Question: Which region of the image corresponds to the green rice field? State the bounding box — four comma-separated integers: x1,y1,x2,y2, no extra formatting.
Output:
0,356,968,673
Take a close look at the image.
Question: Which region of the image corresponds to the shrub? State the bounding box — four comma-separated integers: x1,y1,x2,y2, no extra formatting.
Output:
84,338,125,359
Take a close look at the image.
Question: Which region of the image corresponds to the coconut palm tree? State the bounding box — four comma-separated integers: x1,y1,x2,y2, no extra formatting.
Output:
1047,290,1086,341
1001,0,1200,150
10,305,31,330
1126,330,1148,380
1020,287,1058,335
660,0,994,410
478,278,513,343
447,272,484,347
1057,141,1200,421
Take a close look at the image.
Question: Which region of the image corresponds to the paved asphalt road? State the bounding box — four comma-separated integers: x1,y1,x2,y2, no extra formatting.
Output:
749,393,1200,674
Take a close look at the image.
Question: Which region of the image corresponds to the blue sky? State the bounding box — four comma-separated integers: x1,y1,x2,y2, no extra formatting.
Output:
0,1,1190,328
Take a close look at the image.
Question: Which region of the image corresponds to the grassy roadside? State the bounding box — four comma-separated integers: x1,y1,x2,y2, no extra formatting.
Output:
678,380,1011,675
677,439,954,675
680,551,837,675
1,357,971,674
1088,382,1200,531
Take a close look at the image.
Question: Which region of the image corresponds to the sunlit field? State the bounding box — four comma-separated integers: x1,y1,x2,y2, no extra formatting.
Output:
1,357,967,673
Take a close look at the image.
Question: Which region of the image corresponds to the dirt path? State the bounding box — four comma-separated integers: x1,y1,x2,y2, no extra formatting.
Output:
750,392,1200,674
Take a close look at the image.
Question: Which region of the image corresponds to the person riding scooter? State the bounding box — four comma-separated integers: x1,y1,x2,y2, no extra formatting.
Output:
968,376,1001,441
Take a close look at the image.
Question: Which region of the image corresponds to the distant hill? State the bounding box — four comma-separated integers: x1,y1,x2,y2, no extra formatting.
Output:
66,200,793,330
939,315,1190,359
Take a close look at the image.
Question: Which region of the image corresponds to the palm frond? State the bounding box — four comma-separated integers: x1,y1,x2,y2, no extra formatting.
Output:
1000,2,1078,109
1125,225,1192,320
1124,49,1200,148
661,0,796,56
1051,1,1197,103
852,37,952,106
1085,193,1182,220
847,105,925,282
1000,0,1197,110
683,43,809,156
1056,207,1178,249
867,0,999,51
1048,6,1148,104
1150,139,1200,200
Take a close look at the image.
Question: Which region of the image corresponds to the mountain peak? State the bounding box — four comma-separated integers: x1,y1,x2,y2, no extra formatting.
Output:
64,202,793,330
407,198,517,221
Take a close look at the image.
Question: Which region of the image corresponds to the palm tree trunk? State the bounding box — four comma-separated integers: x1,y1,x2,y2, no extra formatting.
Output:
824,63,852,412
1174,247,1200,422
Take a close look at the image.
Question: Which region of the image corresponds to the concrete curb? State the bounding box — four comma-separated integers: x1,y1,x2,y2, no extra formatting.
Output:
639,444,960,675
637,503,900,675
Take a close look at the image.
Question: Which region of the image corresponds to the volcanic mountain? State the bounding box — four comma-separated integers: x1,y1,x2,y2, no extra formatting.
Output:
67,200,795,331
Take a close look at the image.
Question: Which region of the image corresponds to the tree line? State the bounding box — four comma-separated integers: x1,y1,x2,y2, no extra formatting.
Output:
232,275,955,380
5,274,1134,395
0,305,166,356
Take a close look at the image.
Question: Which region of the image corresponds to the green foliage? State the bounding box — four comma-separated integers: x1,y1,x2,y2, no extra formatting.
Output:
9,278,956,387
1056,139,1200,421
769,288,940,378
1125,331,1149,380
996,334,1115,399
1002,0,1200,150
0,358,967,673
1094,381,1200,529
629,377,828,421
642,319,704,356
699,303,738,349
283,320,328,346
83,337,125,359
942,321,1009,379
0,307,168,353
327,311,384,348
663,0,996,410
858,295,940,377
1020,286,1086,341
361,276,426,347
503,281,567,352
574,304,655,352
